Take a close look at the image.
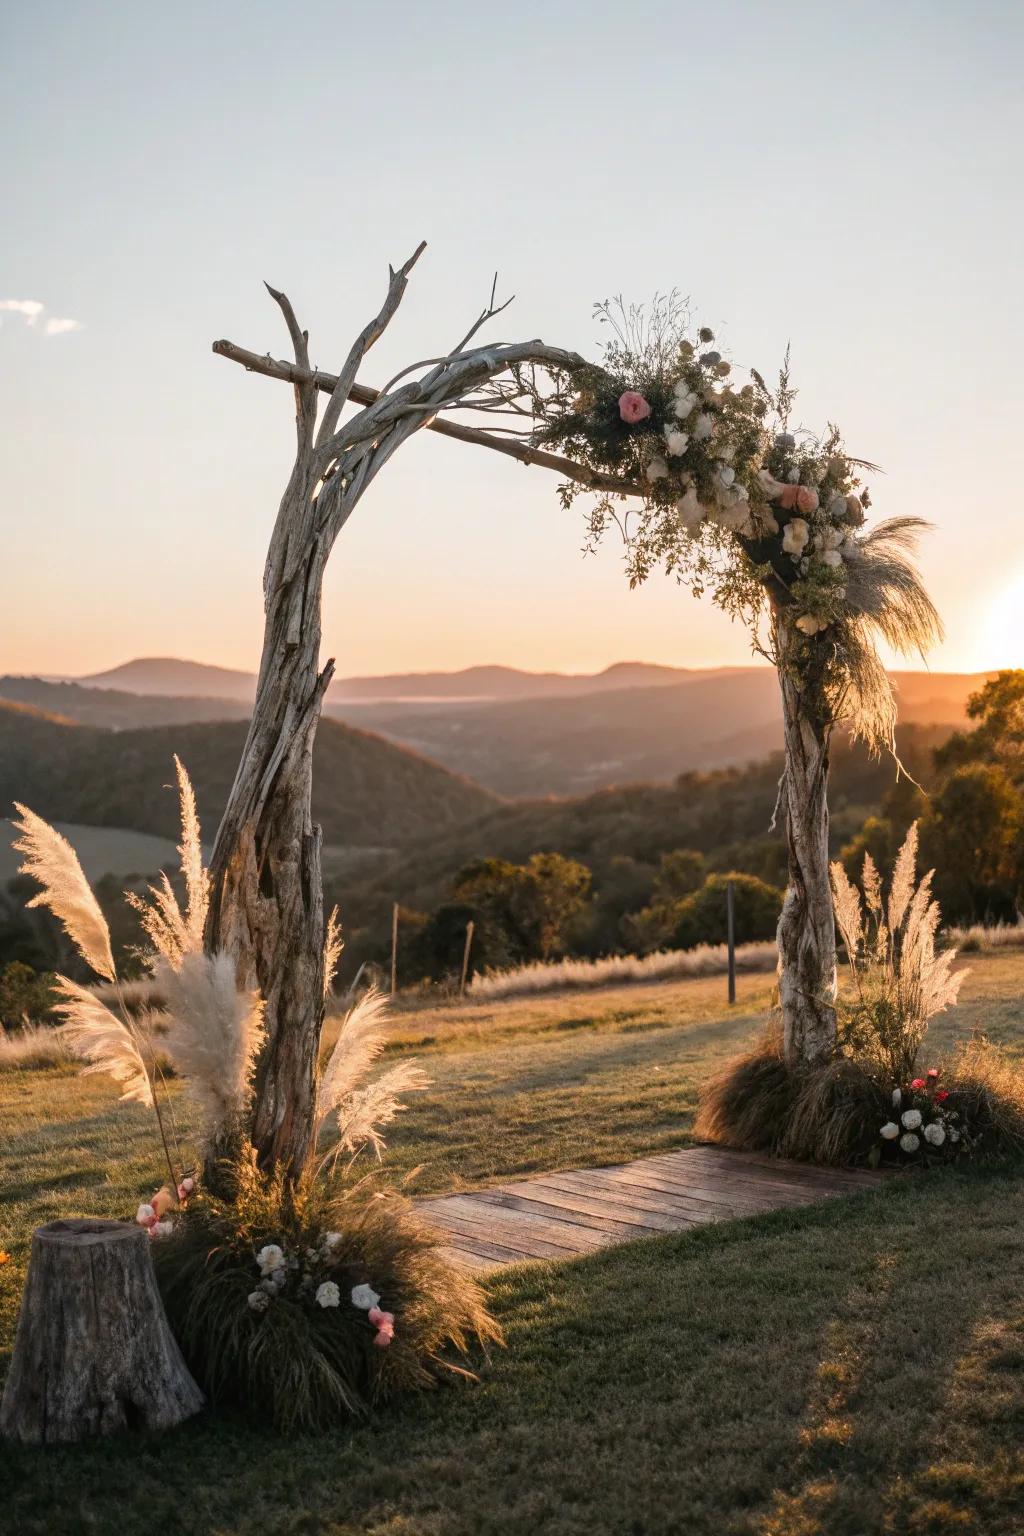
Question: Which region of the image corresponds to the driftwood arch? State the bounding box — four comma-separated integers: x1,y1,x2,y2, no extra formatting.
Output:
210,245,834,1175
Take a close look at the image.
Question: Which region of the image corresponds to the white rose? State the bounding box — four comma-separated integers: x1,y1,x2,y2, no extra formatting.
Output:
717,464,736,487
821,549,843,567
892,1088,902,1108
795,614,828,636
323,1231,343,1251
880,1122,899,1140
674,488,704,532
135,1203,156,1227
781,518,810,556
899,1132,921,1153
828,494,848,519
645,456,669,483
693,413,714,441
149,1220,173,1239
247,1290,270,1312
316,1281,341,1309
664,429,690,457
672,388,698,419
901,1109,922,1131
924,1122,946,1147
256,1243,286,1276
351,1283,380,1311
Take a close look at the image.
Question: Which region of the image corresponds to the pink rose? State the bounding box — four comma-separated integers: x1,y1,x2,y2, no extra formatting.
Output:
618,391,651,425
177,1178,195,1200
795,486,819,515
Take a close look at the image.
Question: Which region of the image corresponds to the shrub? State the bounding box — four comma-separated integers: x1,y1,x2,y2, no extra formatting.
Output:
155,1150,499,1432
672,872,783,949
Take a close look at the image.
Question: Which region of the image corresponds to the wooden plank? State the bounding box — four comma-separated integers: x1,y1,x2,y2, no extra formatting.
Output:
529,1171,743,1224
556,1165,782,1217
514,1179,703,1235
474,1187,674,1240
582,1162,816,1212
422,1195,607,1257
673,1147,878,1189
642,1154,865,1203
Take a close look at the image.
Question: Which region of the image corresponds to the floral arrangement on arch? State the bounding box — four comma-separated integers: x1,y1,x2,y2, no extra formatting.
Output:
524,293,940,749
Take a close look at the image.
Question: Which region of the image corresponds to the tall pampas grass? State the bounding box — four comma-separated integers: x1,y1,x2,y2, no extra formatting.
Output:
832,821,966,1081
156,952,264,1140
318,988,428,1164
10,805,116,982
52,976,155,1106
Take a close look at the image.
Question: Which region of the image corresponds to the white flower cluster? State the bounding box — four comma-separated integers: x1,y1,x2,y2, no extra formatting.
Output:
246,1233,350,1314
878,1100,960,1158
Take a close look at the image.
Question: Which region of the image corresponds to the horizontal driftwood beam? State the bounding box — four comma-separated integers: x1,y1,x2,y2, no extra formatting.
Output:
211,339,643,498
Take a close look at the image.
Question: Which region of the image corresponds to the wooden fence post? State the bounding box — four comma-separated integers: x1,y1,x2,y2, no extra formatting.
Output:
726,879,736,1005
459,919,475,996
390,903,399,998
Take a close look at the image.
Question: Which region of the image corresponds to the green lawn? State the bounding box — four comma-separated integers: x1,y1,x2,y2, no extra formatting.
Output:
3,953,1024,1534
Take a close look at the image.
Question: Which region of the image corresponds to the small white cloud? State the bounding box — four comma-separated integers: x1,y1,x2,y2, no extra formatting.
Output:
44,316,82,336
0,298,45,326
0,299,82,336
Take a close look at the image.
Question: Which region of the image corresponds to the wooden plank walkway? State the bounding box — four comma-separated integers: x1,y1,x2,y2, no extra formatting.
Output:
419,1146,881,1272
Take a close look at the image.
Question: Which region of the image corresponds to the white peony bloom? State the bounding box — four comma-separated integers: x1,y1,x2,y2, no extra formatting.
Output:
323,1231,343,1251
149,1220,173,1240
645,456,669,483
664,429,690,457
900,1132,921,1153
247,1290,270,1312
880,1122,899,1140
717,463,736,487
351,1283,380,1311
816,528,844,553
795,614,829,636
892,1088,902,1108
781,518,810,556
672,387,699,418
693,413,714,441
674,487,704,531
316,1281,341,1309
717,500,754,535
136,1203,156,1227
256,1243,286,1276
901,1109,923,1131
924,1122,946,1146
828,493,848,519
821,549,843,567
757,468,786,500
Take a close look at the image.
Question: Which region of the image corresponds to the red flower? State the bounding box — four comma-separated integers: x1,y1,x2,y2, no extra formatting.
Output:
927,1067,940,1079
935,1089,950,1102
910,1078,926,1091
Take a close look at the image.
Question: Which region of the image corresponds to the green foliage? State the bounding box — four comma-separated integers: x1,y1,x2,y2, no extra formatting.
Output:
0,960,56,1027
452,852,592,966
155,1149,499,1432
920,764,1022,924
672,872,783,950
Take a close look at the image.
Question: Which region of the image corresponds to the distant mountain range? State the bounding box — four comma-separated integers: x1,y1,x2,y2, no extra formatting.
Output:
3,656,994,798
73,655,733,704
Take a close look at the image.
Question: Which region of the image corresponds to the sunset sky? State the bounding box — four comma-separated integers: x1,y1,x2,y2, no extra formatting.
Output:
2,0,1021,681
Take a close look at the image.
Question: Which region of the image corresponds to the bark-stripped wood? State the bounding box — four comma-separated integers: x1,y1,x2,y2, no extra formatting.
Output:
0,1220,204,1444
773,620,838,1064
209,248,604,1175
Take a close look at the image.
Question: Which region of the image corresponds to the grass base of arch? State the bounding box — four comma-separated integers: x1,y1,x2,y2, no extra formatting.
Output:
695,1024,1024,1170
154,1150,501,1434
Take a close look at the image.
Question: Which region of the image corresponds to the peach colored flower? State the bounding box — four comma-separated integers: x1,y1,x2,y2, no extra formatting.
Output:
618,391,651,424
795,486,819,515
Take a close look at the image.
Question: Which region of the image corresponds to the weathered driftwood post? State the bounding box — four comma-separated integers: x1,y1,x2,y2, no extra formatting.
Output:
209,250,608,1175
0,1220,203,1444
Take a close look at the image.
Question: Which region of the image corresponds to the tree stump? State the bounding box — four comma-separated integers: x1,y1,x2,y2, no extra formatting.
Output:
0,1219,204,1444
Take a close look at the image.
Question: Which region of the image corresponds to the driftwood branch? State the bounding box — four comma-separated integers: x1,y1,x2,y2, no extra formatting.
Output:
211,339,644,498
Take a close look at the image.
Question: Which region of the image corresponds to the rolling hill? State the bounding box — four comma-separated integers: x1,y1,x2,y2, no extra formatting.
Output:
5,660,995,798
0,702,499,854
